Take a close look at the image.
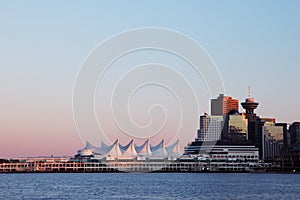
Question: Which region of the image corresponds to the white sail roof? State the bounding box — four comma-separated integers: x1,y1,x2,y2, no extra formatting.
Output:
135,139,151,155
121,140,137,156
151,140,168,157
119,141,131,152
105,139,122,157
166,140,182,156
85,141,108,155
78,139,182,158
150,139,164,152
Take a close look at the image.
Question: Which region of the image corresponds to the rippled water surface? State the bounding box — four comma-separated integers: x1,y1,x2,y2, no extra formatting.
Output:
0,173,299,199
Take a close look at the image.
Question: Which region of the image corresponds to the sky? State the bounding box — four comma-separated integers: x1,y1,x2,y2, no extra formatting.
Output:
0,0,299,158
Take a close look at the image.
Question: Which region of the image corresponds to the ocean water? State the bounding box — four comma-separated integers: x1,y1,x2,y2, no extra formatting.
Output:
0,173,299,199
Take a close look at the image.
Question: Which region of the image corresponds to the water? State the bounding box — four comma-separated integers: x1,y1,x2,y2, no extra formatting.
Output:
0,173,299,199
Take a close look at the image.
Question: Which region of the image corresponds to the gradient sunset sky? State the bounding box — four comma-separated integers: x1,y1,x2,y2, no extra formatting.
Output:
0,1,299,158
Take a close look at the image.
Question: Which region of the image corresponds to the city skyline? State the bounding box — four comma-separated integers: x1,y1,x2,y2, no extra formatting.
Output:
0,90,297,158
1,1,300,158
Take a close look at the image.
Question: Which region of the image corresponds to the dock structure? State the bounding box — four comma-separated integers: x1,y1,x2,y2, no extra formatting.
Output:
0,157,264,173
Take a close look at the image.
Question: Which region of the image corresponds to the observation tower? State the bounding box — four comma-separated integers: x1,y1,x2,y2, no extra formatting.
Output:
241,86,259,115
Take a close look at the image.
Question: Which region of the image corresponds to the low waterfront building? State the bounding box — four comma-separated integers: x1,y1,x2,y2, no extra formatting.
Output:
184,140,260,172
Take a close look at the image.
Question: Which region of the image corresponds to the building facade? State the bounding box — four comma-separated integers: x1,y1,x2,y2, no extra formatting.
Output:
289,122,300,145
211,94,239,115
197,113,224,141
263,122,284,160
227,112,248,141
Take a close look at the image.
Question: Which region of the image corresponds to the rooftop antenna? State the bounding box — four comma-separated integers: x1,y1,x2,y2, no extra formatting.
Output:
248,85,251,98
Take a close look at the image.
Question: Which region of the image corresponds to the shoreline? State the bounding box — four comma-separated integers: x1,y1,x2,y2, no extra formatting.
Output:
1,170,299,175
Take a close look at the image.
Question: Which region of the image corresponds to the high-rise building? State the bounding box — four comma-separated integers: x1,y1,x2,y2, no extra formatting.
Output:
227,112,248,141
276,123,288,148
263,122,284,160
198,113,208,139
289,122,300,145
211,94,239,115
197,113,223,141
247,120,265,159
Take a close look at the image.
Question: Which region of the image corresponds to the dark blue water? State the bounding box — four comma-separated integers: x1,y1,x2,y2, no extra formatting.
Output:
0,173,299,199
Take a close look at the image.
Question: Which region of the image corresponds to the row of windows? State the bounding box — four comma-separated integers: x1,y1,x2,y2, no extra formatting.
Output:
211,155,258,158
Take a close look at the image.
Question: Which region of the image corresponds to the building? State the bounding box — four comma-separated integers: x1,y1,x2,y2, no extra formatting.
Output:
185,92,260,172
76,139,182,159
276,123,288,148
241,97,259,120
260,118,275,123
248,120,265,159
289,122,300,145
197,113,224,141
184,140,259,172
263,122,284,160
211,94,239,115
241,92,266,159
227,111,248,141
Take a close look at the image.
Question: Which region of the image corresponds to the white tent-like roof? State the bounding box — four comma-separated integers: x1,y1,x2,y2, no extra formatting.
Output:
150,139,165,152
151,140,168,157
165,140,182,156
78,139,182,158
135,139,151,155
105,139,122,157
122,140,137,156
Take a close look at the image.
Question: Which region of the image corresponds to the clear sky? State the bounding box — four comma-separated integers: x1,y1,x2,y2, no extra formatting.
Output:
0,0,299,158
